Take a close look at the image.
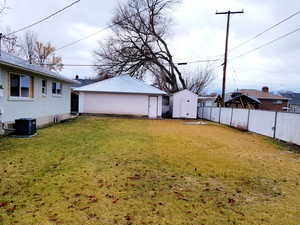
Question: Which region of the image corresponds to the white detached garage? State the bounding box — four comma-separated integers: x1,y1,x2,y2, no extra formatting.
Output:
171,89,198,119
74,75,166,118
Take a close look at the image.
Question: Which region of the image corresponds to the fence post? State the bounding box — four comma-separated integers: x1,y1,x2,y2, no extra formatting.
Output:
247,109,251,131
230,108,234,127
273,111,278,139
202,106,204,119
210,107,213,121
219,107,222,124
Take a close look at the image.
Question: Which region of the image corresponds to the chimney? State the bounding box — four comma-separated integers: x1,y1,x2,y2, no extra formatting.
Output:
75,75,79,80
262,86,269,93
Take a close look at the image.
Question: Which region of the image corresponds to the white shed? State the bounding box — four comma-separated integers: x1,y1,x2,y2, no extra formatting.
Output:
74,75,166,119
171,89,198,119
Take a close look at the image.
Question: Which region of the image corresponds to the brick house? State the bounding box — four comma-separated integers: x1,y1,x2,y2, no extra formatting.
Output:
235,87,288,111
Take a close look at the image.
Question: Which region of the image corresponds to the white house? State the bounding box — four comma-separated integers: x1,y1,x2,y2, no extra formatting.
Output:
0,51,77,135
198,96,217,107
74,75,166,118
171,89,198,119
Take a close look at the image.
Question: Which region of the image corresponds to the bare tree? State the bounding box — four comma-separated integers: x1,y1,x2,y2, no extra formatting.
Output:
184,66,215,95
16,31,64,71
21,31,37,64
34,41,54,65
94,0,189,93
94,0,214,94
45,54,64,71
34,41,63,71
2,36,18,54
0,0,8,15
1,27,24,56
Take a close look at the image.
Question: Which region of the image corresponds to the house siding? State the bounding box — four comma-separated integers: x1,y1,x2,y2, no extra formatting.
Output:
257,99,288,111
0,66,72,131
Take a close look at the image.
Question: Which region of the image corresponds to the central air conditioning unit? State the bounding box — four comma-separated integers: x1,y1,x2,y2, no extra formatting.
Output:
15,118,37,136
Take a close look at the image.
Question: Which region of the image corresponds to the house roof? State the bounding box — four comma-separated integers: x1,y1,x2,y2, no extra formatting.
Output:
71,79,97,88
281,93,300,105
74,75,166,95
225,94,261,104
0,51,77,84
236,89,288,100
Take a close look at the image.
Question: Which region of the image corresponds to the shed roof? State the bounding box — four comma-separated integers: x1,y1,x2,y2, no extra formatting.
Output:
0,51,77,84
74,75,166,95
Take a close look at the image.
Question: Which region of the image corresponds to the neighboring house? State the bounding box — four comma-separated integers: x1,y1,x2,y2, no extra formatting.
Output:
0,51,77,135
228,87,288,111
71,75,97,89
171,89,198,119
280,92,300,113
74,75,166,119
225,92,261,109
198,96,217,107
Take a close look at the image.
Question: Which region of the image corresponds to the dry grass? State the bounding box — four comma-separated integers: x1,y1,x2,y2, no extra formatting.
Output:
0,117,300,225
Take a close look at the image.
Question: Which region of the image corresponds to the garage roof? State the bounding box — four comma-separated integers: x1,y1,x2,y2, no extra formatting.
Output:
74,75,166,95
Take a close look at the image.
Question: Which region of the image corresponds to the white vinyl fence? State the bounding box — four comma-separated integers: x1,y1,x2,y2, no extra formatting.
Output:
198,107,300,146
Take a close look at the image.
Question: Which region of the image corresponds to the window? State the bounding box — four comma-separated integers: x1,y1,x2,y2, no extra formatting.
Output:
163,96,169,105
10,73,33,98
52,82,62,95
42,80,47,95
273,100,283,105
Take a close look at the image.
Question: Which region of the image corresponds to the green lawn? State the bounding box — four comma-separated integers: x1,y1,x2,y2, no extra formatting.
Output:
0,117,300,225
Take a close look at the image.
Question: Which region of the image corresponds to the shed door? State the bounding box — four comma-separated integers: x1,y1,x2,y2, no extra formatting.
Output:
181,99,192,118
149,97,158,118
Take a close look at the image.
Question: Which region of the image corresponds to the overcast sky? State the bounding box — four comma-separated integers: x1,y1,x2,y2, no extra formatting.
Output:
1,0,300,93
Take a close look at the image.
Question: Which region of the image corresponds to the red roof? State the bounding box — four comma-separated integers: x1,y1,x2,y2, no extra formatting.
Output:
238,89,288,100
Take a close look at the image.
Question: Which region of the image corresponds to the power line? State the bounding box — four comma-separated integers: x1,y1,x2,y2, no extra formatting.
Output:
230,10,300,51
44,58,221,67
6,0,81,36
231,26,300,60
184,58,223,64
54,24,115,53
195,10,300,59
166,10,300,62
53,8,149,53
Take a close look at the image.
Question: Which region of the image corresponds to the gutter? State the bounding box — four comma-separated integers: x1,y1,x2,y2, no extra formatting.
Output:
73,90,167,96
0,61,79,84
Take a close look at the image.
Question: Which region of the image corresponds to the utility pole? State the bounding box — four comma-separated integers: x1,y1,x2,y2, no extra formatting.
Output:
216,10,244,106
0,33,2,56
